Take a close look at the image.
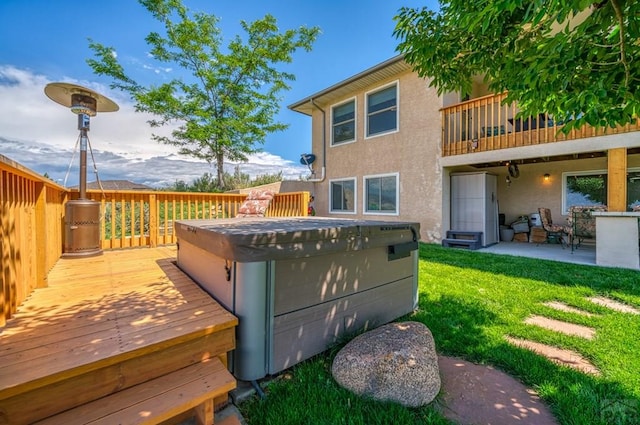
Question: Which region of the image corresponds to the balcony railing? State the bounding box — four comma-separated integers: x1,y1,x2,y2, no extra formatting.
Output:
441,92,640,156
1,154,309,325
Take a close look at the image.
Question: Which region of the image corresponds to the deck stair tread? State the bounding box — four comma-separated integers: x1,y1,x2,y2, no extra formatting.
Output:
34,357,236,425
442,230,483,250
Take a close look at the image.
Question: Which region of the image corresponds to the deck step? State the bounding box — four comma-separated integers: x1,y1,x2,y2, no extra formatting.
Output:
442,230,483,250
34,358,236,425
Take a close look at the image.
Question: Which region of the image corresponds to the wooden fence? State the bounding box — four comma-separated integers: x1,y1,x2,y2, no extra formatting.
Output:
1,154,310,325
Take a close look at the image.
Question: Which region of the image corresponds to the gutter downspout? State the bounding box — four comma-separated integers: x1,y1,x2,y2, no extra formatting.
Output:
305,99,326,182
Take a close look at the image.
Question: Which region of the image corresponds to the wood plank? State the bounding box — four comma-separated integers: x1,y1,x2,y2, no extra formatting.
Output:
33,358,236,425
0,329,235,425
0,305,234,367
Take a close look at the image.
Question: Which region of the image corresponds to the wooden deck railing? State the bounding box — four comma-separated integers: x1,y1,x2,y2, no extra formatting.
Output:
441,92,640,156
74,189,310,248
1,154,310,325
1,155,67,326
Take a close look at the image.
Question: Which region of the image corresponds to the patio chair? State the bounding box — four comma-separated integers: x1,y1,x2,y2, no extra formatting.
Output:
538,207,566,246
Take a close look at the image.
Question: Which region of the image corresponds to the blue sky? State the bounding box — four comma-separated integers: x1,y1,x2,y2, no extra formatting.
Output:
0,0,436,187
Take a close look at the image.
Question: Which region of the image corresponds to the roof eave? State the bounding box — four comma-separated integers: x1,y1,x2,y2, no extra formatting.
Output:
288,54,411,115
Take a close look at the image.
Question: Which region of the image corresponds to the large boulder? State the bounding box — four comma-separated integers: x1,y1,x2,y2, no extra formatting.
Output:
331,321,440,407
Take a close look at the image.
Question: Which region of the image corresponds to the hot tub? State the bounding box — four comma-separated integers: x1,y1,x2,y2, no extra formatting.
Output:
175,217,420,381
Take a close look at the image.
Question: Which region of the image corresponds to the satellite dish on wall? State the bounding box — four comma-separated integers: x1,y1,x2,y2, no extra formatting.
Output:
300,153,316,172
300,153,316,166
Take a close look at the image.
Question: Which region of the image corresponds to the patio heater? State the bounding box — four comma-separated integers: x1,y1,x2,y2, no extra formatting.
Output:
44,82,119,258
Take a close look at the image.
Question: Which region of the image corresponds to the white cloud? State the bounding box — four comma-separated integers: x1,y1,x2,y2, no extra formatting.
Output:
0,65,309,187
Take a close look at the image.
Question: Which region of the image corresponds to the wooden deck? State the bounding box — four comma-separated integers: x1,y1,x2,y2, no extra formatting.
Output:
0,246,238,424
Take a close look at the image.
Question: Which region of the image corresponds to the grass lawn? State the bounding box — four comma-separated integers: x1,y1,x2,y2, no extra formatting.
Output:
239,243,640,424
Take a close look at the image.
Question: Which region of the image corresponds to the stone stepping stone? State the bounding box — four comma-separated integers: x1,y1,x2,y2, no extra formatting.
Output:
505,337,600,375
524,315,596,339
438,356,559,425
543,301,595,317
588,296,640,315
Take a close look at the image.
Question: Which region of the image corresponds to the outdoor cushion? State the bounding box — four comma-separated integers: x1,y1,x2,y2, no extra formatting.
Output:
236,189,275,217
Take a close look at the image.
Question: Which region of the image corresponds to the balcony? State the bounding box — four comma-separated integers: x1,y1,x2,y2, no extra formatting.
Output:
441,92,640,157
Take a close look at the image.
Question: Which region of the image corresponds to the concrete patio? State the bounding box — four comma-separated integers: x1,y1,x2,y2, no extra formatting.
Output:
479,241,596,266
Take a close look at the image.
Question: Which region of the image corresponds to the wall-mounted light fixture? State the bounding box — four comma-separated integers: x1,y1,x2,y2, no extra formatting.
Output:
544,173,550,182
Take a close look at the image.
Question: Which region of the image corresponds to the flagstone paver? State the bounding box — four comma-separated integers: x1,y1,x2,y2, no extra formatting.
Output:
543,301,596,317
524,315,596,339
588,296,640,315
438,356,559,425
505,337,600,375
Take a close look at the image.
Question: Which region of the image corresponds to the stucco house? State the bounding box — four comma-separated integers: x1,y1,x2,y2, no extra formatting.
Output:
289,55,640,268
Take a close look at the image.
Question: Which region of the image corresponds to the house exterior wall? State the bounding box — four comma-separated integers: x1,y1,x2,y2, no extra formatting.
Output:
293,56,640,249
308,70,444,242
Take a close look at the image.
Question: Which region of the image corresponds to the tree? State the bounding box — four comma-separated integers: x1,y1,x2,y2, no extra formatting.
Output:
394,1,640,132
88,0,319,189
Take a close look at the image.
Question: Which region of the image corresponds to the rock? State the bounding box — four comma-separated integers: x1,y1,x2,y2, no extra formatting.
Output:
331,321,440,407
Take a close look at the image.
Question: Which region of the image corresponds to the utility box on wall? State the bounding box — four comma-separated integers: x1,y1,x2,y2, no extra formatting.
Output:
450,172,499,247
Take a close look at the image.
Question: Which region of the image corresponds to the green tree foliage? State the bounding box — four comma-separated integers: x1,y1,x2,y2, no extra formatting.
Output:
394,1,640,132
87,0,319,190
225,166,252,190
160,168,282,192
252,170,283,187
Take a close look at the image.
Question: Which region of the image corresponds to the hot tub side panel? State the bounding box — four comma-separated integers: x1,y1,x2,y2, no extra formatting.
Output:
269,246,418,375
177,240,272,381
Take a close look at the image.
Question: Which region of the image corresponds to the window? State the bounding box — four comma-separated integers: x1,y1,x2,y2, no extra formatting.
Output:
563,170,607,214
330,178,356,213
331,99,355,145
364,173,398,214
366,83,398,137
562,169,640,213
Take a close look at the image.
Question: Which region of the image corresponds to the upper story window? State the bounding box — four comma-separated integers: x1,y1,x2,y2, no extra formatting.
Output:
330,178,356,214
364,173,399,215
366,82,398,138
331,99,356,145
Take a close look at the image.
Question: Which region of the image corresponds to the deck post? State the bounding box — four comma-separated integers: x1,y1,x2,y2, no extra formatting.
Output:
607,147,627,212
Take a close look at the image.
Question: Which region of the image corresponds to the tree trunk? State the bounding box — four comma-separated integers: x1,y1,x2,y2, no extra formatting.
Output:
216,154,225,190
